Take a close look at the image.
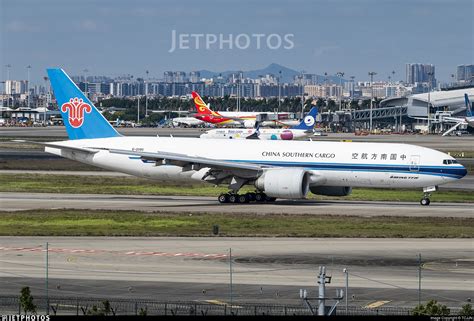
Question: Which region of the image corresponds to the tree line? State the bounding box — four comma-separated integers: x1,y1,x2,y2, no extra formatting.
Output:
98,95,382,123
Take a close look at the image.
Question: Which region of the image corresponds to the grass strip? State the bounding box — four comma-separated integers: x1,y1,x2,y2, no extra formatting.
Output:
1,210,472,238
1,173,473,203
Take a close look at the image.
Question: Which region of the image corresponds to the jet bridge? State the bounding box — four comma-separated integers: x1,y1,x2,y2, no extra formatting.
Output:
351,106,407,122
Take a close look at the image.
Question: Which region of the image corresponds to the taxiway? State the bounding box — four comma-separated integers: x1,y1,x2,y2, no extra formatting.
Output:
1,192,472,217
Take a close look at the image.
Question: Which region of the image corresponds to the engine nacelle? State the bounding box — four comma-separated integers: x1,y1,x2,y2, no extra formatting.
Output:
255,168,310,199
243,120,256,128
310,186,352,196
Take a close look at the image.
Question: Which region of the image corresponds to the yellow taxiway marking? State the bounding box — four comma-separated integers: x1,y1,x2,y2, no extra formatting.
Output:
365,300,391,309
204,300,242,308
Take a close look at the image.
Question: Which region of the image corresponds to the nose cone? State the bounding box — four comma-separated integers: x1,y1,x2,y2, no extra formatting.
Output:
460,165,468,178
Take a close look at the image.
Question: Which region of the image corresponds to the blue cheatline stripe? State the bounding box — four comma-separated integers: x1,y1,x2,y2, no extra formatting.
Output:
127,156,465,179
234,160,465,178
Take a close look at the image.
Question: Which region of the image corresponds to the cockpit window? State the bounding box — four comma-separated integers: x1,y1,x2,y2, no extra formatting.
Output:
443,159,459,165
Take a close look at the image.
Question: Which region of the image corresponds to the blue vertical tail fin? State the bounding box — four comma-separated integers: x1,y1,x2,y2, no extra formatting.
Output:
291,107,318,130
465,94,472,117
47,68,121,140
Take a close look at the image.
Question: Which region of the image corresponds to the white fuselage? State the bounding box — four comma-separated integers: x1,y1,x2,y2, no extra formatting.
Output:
45,137,465,189
200,128,312,140
215,111,298,127
172,117,204,127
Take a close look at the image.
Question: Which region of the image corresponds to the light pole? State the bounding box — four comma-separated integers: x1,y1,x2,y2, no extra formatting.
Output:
145,70,149,118
0,81,4,107
368,72,377,131
343,268,348,314
239,72,243,112
43,76,48,126
427,71,434,134
83,69,89,99
5,64,11,81
137,95,140,124
235,74,241,112
369,71,377,132
418,253,422,306
336,72,344,111
278,70,282,112
45,242,49,314
300,70,305,115
26,65,31,108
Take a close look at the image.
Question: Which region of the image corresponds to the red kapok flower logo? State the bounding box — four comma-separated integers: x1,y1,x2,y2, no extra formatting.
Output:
61,97,92,128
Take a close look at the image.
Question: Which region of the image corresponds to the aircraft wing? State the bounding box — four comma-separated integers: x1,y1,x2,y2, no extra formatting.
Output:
105,148,267,181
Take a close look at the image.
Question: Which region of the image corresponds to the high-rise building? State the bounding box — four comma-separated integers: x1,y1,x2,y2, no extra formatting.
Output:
163,71,173,83
456,64,474,82
189,71,201,83
5,80,27,95
173,72,186,83
406,63,436,86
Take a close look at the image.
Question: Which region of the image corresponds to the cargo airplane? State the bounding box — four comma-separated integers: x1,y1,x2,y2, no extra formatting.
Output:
200,107,318,140
191,91,298,128
22,69,467,206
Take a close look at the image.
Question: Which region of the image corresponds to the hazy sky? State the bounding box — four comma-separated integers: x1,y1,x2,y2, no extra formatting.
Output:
1,0,472,84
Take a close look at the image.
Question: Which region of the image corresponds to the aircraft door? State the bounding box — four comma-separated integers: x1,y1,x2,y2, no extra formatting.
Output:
409,155,420,172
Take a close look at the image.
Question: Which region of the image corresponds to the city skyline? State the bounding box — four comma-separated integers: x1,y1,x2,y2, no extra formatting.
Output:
1,0,472,84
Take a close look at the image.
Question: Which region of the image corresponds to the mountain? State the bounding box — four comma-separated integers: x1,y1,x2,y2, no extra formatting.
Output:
197,63,346,84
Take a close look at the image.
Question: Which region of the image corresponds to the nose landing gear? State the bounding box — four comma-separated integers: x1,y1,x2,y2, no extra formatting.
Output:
420,197,430,206
420,186,437,206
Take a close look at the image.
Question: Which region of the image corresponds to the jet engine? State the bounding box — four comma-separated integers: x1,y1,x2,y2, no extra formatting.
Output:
310,186,352,196
255,168,310,199
280,130,294,140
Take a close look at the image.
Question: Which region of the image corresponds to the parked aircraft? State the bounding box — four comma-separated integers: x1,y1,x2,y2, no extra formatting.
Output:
171,116,204,127
24,69,467,206
200,107,318,140
191,91,297,128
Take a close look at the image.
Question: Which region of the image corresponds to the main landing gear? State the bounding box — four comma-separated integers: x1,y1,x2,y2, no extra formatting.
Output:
218,192,277,204
420,186,437,206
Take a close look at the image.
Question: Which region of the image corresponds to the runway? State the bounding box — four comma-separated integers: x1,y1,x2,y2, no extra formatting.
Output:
1,192,472,217
0,237,471,307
